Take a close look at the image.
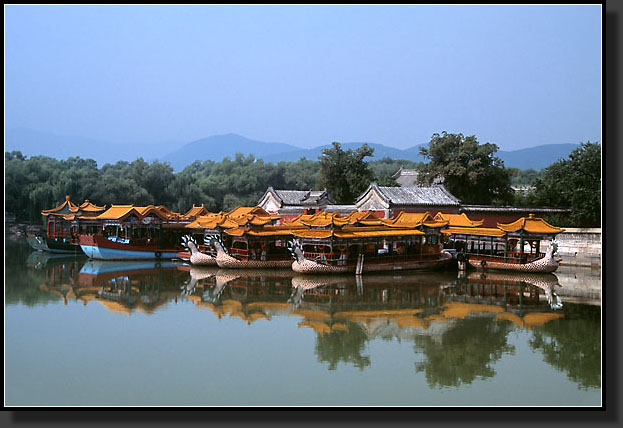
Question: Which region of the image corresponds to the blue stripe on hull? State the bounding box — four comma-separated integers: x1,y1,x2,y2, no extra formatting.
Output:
80,245,178,260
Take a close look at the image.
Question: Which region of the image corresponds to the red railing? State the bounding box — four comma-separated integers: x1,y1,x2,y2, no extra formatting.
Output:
467,251,545,264
302,250,442,266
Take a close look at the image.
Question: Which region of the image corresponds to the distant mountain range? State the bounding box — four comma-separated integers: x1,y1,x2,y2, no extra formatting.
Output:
6,128,580,171
5,128,179,165
161,134,579,171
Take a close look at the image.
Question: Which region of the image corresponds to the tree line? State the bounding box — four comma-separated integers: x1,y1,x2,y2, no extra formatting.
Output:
5,133,601,227
4,150,413,224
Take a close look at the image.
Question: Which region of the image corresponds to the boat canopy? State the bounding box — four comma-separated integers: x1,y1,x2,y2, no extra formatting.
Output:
381,211,448,229
497,214,564,234
441,226,506,238
433,212,484,227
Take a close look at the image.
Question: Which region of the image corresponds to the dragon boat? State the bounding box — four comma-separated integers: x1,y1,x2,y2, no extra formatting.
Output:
185,206,296,269
442,214,564,273
288,211,454,275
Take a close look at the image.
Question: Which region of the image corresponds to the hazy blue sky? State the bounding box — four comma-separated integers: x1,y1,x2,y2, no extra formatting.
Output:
5,5,601,150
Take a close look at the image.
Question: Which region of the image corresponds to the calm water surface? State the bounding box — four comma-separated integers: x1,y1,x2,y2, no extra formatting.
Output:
5,239,601,406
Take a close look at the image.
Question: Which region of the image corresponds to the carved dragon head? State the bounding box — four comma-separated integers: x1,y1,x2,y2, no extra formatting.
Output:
287,239,305,263
181,235,199,254
209,234,229,256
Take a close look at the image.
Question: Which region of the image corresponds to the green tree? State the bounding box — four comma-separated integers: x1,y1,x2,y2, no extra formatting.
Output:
315,322,371,371
417,132,513,205
527,141,601,227
414,316,515,387
529,304,601,389
508,167,542,186
317,142,375,203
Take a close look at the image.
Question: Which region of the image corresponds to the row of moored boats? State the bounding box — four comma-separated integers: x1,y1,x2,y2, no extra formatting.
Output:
27,196,565,274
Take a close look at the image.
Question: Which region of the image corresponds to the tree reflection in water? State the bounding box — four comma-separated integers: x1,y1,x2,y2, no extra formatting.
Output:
413,316,515,387
314,322,371,371
528,303,601,389
11,241,601,391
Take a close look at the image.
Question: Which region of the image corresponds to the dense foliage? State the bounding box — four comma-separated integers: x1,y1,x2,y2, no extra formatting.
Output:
417,132,513,205
316,142,375,204
524,142,601,227
5,149,409,223
6,140,599,226
508,167,541,186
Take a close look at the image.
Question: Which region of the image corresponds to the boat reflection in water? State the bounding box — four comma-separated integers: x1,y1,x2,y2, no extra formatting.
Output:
77,260,189,315
18,254,599,391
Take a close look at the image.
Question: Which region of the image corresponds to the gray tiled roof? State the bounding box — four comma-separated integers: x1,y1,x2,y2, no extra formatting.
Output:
357,183,461,206
270,189,335,206
392,168,444,186
273,190,310,205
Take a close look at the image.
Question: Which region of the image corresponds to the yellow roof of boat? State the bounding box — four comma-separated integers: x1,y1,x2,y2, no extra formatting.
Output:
497,214,565,234
441,226,506,237
434,212,484,227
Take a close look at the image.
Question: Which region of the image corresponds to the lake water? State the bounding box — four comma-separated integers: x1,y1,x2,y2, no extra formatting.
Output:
5,239,601,406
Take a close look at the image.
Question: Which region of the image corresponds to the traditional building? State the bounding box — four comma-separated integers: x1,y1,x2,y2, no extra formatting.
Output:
459,205,571,228
257,187,350,220
355,183,461,218
392,168,444,187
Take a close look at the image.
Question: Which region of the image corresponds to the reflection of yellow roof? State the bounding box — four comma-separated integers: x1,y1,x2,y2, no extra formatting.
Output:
434,212,484,227
394,315,430,329
497,311,564,328
496,312,525,328
331,323,349,332
334,309,423,320
292,309,331,320
497,214,564,234
246,302,290,311
96,298,132,315
298,320,332,335
424,314,448,323
442,302,504,318
523,312,564,327
441,226,506,237
245,312,270,324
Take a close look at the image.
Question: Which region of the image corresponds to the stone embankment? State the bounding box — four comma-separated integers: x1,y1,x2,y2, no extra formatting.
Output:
554,265,601,305
543,228,601,268
5,222,42,242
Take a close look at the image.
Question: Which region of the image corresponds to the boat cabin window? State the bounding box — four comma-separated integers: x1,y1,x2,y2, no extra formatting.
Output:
232,241,248,250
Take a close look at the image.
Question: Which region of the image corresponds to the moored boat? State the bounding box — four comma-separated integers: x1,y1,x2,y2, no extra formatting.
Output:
78,234,181,260
185,205,293,269
180,235,217,266
26,196,107,254
288,211,454,274
443,214,564,273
